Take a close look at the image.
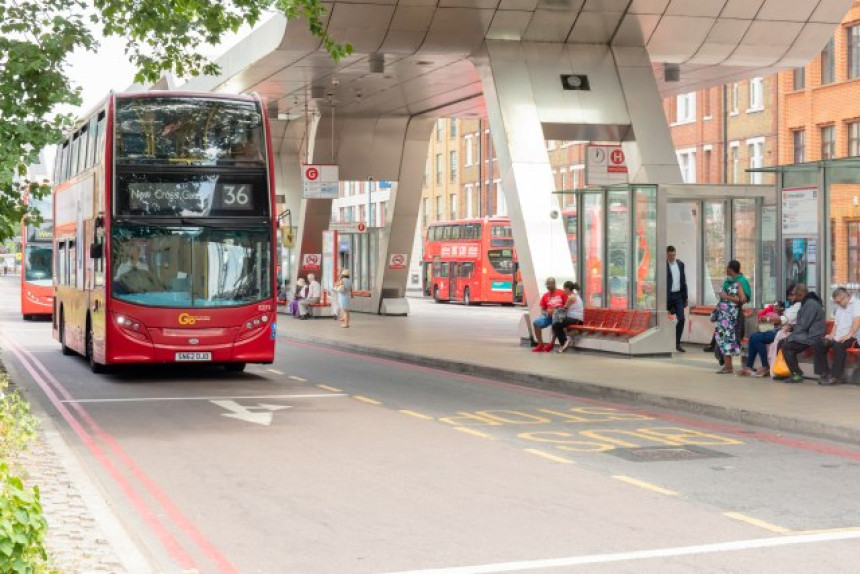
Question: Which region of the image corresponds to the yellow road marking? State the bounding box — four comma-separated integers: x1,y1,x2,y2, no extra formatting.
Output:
317,384,343,393
400,410,435,420
353,395,382,406
793,526,860,535
288,375,308,382
454,427,494,440
723,512,792,534
267,368,284,375
612,475,678,496
524,449,575,464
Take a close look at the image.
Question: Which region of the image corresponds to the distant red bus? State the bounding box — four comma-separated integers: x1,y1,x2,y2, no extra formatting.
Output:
423,217,519,305
52,92,277,373
21,193,54,320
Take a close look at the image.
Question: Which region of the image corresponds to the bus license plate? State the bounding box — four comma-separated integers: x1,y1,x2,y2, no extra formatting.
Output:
175,352,212,362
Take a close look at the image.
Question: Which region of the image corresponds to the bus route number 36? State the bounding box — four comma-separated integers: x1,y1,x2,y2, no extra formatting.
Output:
220,184,251,208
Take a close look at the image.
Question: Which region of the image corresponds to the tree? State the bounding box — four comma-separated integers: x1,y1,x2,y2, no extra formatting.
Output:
0,0,351,242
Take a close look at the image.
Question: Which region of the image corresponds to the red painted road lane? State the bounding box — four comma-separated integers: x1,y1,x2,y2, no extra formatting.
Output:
1,335,238,573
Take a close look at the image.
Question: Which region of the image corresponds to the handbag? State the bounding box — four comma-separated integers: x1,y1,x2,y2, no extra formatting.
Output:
709,308,719,322
772,350,791,378
552,308,567,323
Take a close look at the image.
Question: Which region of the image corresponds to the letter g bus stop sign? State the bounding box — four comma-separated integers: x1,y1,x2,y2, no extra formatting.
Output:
302,164,339,199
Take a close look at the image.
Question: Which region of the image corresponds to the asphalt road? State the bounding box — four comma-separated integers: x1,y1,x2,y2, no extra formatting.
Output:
1,275,860,573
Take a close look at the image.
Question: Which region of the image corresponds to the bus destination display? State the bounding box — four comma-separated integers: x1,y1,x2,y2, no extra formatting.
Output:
126,182,255,216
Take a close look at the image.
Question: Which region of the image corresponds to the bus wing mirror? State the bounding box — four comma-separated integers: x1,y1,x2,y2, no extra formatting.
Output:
90,243,104,260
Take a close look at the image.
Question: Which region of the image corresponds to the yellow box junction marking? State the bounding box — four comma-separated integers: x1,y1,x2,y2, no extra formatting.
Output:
453,427,494,440
400,410,435,420
524,449,575,464
317,384,343,393
612,475,678,496
353,395,382,406
724,512,792,534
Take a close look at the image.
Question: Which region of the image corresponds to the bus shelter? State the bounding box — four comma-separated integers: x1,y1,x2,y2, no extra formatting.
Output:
555,183,776,352
757,158,860,316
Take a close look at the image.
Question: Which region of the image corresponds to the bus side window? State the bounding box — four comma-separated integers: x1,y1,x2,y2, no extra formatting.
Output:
451,226,461,240
460,263,474,278
96,112,107,165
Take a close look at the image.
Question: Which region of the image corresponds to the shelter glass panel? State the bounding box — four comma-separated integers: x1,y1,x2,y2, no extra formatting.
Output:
733,199,757,306
607,191,630,309
761,205,778,305
583,193,603,307
703,201,727,305
634,187,657,309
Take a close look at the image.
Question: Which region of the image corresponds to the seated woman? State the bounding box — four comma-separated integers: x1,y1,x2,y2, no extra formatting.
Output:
288,278,307,318
738,301,784,377
553,281,584,354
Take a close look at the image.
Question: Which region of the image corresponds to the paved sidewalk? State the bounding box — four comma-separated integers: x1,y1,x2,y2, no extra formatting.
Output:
279,297,860,445
6,379,152,573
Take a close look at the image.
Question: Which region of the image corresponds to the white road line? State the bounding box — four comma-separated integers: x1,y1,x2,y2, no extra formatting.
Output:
288,375,308,382
383,530,860,574
267,368,285,375
60,394,347,403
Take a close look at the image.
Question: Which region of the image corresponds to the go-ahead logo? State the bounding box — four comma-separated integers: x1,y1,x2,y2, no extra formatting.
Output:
178,313,211,326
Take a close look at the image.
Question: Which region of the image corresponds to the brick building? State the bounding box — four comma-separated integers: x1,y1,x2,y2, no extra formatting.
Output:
778,1,860,288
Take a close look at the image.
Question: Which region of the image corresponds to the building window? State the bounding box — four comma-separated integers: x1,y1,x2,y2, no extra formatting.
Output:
821,125,836,159
676,149,696,183
547,140,556,150
793,67,806,90
676,92,695,123
748,77,764,112
449,150,457,182
424,160,430,187
730,83,739,114
436,121,443,142
793,129,805,163
435,153,443,182
730,143,739,183
849,222,860,283
703,88,712,119
821,36,835,85
449,194,457,220
464,135,473,166
846,25,860,80
848,122,860,157
559,168,567,191
449,120,457,138
703,149,711,183
422,198,429,227
494,181,506,216
465,184,474,219
747,138,764,184
435,196,443,220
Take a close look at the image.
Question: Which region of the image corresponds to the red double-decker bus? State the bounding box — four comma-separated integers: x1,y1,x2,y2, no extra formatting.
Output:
52,92,277,373
423,217,519,305
21,193,54,320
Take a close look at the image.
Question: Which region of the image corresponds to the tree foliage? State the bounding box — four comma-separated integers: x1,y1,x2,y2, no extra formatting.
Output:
0,0,351,242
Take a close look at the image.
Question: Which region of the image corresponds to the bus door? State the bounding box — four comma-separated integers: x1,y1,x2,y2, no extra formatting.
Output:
449,262,459,300
422,261,432,296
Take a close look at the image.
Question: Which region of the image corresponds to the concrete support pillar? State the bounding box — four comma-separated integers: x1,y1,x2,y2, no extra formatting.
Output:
472,41,683,317
613,47,684,185
472,42,577,317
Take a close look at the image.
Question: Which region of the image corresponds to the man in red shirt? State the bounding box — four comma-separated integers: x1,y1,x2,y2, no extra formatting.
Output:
532,277,566,352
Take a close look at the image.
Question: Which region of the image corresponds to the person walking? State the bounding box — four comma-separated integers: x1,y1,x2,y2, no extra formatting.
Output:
776,283,826,383
814,287,860,385
532,277,566,352
298,273,322,319
713,260,750,374
553,281,584,353
334,269,353,328
666,246,688,353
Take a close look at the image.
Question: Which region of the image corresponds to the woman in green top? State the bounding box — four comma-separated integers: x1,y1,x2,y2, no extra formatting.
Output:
714,260,751,374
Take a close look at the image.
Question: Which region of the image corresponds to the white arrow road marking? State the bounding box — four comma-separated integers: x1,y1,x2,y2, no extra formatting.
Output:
210,400,292,426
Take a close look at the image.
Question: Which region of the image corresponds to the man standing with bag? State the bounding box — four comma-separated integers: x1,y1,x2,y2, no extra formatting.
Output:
666,246,688,353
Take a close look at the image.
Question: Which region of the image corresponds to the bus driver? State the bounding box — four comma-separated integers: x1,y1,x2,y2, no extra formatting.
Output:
114,243,162,294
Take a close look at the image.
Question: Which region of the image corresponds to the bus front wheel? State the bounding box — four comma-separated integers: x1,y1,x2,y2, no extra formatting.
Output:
60,310,73,356
433,286,442,304
463,287,475,306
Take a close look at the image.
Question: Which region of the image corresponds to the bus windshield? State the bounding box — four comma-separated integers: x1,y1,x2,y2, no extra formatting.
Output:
115,97,265,166
111,224,272,307
25,244,53,285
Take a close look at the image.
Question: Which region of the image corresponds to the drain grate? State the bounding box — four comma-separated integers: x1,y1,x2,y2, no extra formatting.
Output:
607,445,732,462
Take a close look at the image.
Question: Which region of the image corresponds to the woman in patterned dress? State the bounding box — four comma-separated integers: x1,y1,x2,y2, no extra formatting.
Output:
714,260,750,374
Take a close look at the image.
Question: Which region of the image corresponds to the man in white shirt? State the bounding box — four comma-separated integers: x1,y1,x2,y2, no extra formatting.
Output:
298,273,322,319
814,287,860,385
666,246,688,353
